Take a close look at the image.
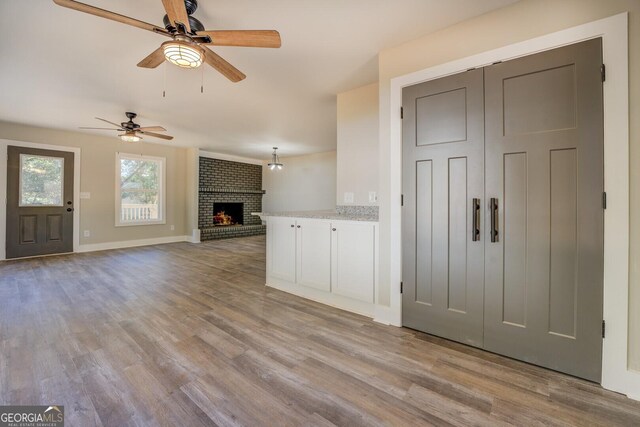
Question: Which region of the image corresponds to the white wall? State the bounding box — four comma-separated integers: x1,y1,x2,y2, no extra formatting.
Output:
337,83,379,206
262,151,337,212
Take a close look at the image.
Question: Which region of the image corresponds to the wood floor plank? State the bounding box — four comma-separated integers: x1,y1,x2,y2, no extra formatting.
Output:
403,383,508,427
431,361,613,426
0,235,639,426
233,348,390,426
292,356,452,426
163,388,219,427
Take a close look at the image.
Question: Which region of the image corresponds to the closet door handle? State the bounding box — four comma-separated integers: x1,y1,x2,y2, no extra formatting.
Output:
490,198,499,243
472,198,480,241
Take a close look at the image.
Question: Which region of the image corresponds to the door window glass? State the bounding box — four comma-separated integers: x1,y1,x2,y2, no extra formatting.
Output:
19,154,64,206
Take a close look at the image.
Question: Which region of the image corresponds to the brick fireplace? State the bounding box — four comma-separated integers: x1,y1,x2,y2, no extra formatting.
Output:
198,157,266,240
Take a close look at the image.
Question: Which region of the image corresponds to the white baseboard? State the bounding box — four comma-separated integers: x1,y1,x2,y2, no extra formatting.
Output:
373,305,402,326
266,278,374,318
77,235,190,253
627,392,640,402
373,305,392,325
624,369,640,401
187,228,201,243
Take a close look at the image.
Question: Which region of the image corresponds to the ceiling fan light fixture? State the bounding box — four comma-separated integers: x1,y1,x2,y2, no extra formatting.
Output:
162,39,204,68
267,147,284,171
120,133,141,143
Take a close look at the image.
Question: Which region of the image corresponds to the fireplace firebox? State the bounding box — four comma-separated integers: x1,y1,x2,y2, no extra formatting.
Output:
212,202,244,226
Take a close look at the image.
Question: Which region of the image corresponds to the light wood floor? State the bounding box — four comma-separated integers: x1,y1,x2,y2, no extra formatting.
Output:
1,236,640,426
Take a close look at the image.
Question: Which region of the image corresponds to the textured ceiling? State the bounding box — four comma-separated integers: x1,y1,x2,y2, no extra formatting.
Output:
0,0,516,159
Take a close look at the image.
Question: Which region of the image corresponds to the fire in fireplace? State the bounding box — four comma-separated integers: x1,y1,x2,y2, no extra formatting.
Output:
213,202,244,226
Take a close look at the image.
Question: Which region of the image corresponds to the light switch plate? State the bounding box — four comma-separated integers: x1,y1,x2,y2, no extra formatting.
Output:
369,191,377,203
80,192,91,199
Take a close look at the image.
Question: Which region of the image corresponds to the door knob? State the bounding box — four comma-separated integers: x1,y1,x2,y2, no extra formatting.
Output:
67,207,74,212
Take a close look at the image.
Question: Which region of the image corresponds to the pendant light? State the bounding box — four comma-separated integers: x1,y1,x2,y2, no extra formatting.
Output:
268,147,284,170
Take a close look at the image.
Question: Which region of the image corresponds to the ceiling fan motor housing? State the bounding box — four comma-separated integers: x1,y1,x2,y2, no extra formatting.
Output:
122,112,140,130
163,15,205,33
162,0,203,33
184,0,198,15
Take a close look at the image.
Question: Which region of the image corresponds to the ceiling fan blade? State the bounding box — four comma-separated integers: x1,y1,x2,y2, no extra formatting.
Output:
138,131,174,141
79,127,120,130
198,30,281,48
95,117,123,128
138,126,167,132
161,0,191,33
53,0,170,37
137,47,166,69
203,47,246,83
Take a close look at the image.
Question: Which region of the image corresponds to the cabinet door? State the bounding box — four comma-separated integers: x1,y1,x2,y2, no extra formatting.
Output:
331,222,375,303
296,219,331,291
267,217,297,282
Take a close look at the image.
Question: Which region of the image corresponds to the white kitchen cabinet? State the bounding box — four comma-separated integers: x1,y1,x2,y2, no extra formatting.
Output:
296,219,331,291
331,221,375,303
267,216,296,282
263,214,378,318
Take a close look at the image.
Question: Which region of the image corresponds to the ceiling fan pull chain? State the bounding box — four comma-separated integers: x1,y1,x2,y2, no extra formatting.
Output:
163,62,167,98
201,65,204,94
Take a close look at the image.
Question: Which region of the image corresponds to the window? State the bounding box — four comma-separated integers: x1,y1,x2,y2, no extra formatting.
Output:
116,153,166,226
19,154,64,206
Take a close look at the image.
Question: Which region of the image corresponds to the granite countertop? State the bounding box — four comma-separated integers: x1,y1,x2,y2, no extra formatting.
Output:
252,210,378,222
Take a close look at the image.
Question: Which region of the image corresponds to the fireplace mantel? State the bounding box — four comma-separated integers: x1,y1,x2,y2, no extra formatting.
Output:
199,187,266,194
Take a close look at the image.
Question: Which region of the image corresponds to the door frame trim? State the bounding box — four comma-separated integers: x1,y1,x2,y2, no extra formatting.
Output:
0,139,81,260
387,13,637,398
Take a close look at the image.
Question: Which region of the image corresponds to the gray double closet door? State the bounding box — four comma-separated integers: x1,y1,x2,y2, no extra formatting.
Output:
402,38,604,382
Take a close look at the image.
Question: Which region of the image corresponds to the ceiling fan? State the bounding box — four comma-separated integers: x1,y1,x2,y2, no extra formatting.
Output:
80,112,174,143
52,0,281,82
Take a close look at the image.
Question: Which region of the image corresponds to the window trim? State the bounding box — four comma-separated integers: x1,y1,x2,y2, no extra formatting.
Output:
115,152,166,227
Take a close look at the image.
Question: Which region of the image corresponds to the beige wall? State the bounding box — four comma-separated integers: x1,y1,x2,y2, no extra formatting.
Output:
337,83,379,206
0,120,190,245
262,151,337,212
376,0,640,368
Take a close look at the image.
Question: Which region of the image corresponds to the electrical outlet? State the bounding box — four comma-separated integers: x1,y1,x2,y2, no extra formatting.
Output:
83,230,90,238
369,191,377,203
344,192,354,203
170,225,175,231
